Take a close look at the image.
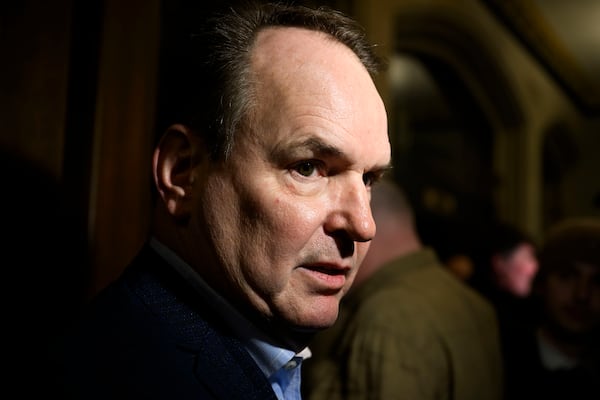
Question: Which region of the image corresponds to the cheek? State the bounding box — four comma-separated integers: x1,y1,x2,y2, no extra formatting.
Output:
200,180,242,261
267,196,322,243
522,261,539,276
237,193,325,282
515,263,535,283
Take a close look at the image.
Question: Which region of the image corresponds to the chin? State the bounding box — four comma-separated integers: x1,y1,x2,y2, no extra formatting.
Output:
275,297,342,334
302,308,340,331
281,308,337,331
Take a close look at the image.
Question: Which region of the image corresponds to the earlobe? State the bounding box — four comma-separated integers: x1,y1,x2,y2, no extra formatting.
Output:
153,124,202,219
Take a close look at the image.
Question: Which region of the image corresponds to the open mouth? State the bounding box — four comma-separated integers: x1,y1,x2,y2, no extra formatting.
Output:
306,265,347,275
300,263,349,292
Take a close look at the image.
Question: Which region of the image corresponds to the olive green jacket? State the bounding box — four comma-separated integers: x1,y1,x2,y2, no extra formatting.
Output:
303,248,503,400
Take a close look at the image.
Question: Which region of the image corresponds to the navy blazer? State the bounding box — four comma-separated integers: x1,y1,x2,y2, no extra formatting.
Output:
49,244,278,400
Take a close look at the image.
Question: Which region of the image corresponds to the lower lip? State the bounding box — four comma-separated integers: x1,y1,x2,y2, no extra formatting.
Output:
301,267,347,291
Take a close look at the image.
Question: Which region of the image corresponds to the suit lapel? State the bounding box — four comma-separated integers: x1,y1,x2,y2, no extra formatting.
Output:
128,244,278,400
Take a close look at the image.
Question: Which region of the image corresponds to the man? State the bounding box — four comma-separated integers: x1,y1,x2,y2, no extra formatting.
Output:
468,222,539,363
303,179,504,400
502,218,600,400
49,2,391,399
487,223,539,299
469,222,539,302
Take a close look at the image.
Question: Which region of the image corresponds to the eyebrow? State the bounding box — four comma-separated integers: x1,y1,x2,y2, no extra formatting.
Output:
292,137,345,158
270,137,343,162
273,137,392,171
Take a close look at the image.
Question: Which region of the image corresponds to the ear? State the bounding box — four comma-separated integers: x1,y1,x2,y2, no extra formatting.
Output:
153,124,204,220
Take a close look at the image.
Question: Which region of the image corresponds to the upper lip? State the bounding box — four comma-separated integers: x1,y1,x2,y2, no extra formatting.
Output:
300,262,351,275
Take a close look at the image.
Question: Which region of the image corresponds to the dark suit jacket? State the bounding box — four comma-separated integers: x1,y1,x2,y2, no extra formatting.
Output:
48,243,278,400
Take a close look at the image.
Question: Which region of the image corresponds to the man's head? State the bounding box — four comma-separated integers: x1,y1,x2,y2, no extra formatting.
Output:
353,179,421,289
152,2,391,346
536,218,600,341
487,223,539,298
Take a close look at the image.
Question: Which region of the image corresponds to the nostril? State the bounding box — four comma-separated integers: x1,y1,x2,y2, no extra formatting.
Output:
332,231,355,258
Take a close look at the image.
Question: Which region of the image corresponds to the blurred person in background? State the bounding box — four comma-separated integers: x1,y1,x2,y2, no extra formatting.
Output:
503,217,600,400
470,221,539,300
303,179,503,400
469,221,539,345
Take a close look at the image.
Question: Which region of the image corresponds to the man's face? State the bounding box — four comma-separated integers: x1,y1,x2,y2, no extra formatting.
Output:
194,27,390,333
541,262,600,336
494,243,538,297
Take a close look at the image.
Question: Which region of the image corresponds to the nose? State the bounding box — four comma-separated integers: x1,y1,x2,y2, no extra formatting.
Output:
324,177,376,243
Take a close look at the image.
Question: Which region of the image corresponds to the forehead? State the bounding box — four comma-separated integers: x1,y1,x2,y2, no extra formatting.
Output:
252,26,338,67
245,27,389,163
251,27,367,93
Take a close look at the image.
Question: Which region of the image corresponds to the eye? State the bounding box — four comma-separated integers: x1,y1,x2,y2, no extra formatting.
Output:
363,171,380,187
363,172,374,187
293,161,318,177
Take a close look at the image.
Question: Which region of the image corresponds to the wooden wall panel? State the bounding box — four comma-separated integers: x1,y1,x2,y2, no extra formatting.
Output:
0,0,72,178
88,0,160,295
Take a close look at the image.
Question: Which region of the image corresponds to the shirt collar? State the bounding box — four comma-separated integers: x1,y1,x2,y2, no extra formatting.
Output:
536,328,578,370
148,237,311,379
